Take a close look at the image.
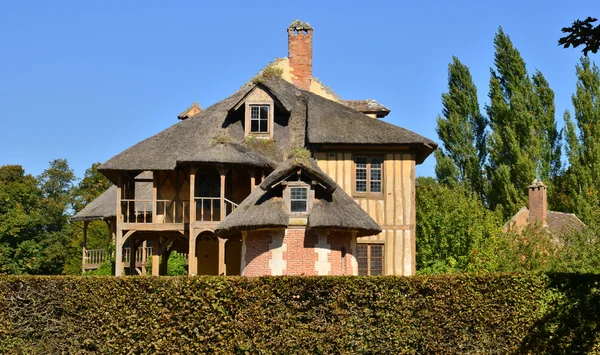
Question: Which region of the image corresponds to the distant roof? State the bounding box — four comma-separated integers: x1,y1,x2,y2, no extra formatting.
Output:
70,172,153,222
178,141,276,168
504,207,586,236
215,158,381,237
177,102,202,120
99,77,436,182
342,99,390,118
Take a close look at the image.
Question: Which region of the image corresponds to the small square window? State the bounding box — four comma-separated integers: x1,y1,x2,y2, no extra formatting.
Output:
250,105,269,133
290,187,308,213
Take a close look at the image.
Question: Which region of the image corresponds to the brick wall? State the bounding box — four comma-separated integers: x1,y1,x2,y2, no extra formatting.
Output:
242,229,356,276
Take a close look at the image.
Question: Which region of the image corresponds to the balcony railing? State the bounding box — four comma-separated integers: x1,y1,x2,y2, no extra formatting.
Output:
83,246,190,271
121,199,190,224
119,197,238,224
194,197,238,222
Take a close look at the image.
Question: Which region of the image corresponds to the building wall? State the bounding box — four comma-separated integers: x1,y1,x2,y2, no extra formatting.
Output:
314,151,416,276
242,229,356,276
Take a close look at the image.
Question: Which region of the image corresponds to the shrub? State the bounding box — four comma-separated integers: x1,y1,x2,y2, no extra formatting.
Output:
1,273,599,354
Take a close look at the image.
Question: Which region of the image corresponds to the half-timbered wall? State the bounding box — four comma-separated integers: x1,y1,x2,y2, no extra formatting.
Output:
315,151,416,276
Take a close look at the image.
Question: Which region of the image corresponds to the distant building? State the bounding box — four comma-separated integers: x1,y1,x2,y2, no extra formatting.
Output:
504,180,585,236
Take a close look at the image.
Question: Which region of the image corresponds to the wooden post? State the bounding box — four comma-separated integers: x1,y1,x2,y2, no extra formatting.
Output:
141,239,147,275
115,176,124,276
218,237,226,276
129,237,137,275
218,167,227,221
81,221,89,274
152,236,160,276
190,169,196,224
152,172,157,223
250,167,256,190
188,232,197,276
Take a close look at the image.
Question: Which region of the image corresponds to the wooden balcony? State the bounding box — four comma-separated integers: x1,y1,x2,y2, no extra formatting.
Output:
119,198,238,231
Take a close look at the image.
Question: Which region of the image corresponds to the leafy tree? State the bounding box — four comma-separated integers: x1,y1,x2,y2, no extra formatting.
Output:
36,159,77,274
559,17,600,56
416,177,504,274
0,165,45,274
562,57,600,227
486,28,560,218
435,57,487,197
71,162,111,213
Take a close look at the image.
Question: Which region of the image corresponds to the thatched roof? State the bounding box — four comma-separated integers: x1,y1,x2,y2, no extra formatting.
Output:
260,157,337,193
70,186,118,222
178,142,276,168
342,99,390,118
100,77,436,182
215,158,381,237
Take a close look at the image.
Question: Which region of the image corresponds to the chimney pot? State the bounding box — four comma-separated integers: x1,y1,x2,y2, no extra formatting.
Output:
528,179,548,228
288,19,313,91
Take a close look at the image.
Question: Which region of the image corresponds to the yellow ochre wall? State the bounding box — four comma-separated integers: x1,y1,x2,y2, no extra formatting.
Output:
315,151,416,276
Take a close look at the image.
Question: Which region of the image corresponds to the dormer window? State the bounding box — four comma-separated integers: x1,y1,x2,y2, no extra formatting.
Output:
250,105,269,133
290,187,308,212
284,181,313,215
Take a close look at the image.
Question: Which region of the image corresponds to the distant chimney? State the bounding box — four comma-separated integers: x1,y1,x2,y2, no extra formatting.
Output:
528,179,547,227
288,20,313,91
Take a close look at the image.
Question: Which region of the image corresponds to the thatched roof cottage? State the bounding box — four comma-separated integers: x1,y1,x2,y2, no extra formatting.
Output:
72,20,436,276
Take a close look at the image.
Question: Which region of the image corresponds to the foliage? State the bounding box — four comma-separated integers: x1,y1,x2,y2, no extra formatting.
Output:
559,17,600,56
251,65,283,84
144,252,189,276
434,57,487,198
0,274,599,354
416,177,504,273
71,162,111,213
485,28,561,218
288,146,311,164
211,130,232,145
84,261,113,276
561,57,600,228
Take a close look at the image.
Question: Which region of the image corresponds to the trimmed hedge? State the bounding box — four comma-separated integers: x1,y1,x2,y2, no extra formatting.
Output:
0,274,599,354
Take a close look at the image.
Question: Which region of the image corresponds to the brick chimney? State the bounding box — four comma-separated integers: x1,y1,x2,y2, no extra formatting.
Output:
288,20,313,91
528,179,548,227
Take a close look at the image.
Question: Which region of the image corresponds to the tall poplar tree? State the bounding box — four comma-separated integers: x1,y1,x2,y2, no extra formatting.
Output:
435,57,487,198
486,28,560,217
563,57,600,225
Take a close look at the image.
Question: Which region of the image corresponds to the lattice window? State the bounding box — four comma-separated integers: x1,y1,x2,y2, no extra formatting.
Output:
250,105,269,133
357,244,384,276
355,156,383,194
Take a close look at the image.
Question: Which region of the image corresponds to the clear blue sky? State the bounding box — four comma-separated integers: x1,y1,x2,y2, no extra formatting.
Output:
0,1,598,180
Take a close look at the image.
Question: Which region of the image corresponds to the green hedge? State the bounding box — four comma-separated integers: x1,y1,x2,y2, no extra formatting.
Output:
0,274,599,354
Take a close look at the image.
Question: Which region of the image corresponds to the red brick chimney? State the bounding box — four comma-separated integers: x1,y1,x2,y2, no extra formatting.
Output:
288,20,313,91
528,179,548,227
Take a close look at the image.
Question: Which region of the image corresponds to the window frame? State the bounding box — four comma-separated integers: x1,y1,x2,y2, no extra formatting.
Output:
356,243,385,276
283,181,314,216
353,154,384,198
245,101,274,139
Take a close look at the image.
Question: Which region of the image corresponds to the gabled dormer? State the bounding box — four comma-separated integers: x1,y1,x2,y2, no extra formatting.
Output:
232,86,277,140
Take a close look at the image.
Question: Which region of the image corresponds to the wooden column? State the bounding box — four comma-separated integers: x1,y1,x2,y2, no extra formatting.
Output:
129,237,137,275
81,221,89,274
218,237,226,276
190,168,196,223
115,176,124,276
218,167,227,221
152,172,157,223
152,236,160,276
188,232,197,276
141,240,147,274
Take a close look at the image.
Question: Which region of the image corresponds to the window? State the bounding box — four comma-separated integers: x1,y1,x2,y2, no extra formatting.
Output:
355,156,383,194
250,105,269,133
290,187,308,212
357,244,384,275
